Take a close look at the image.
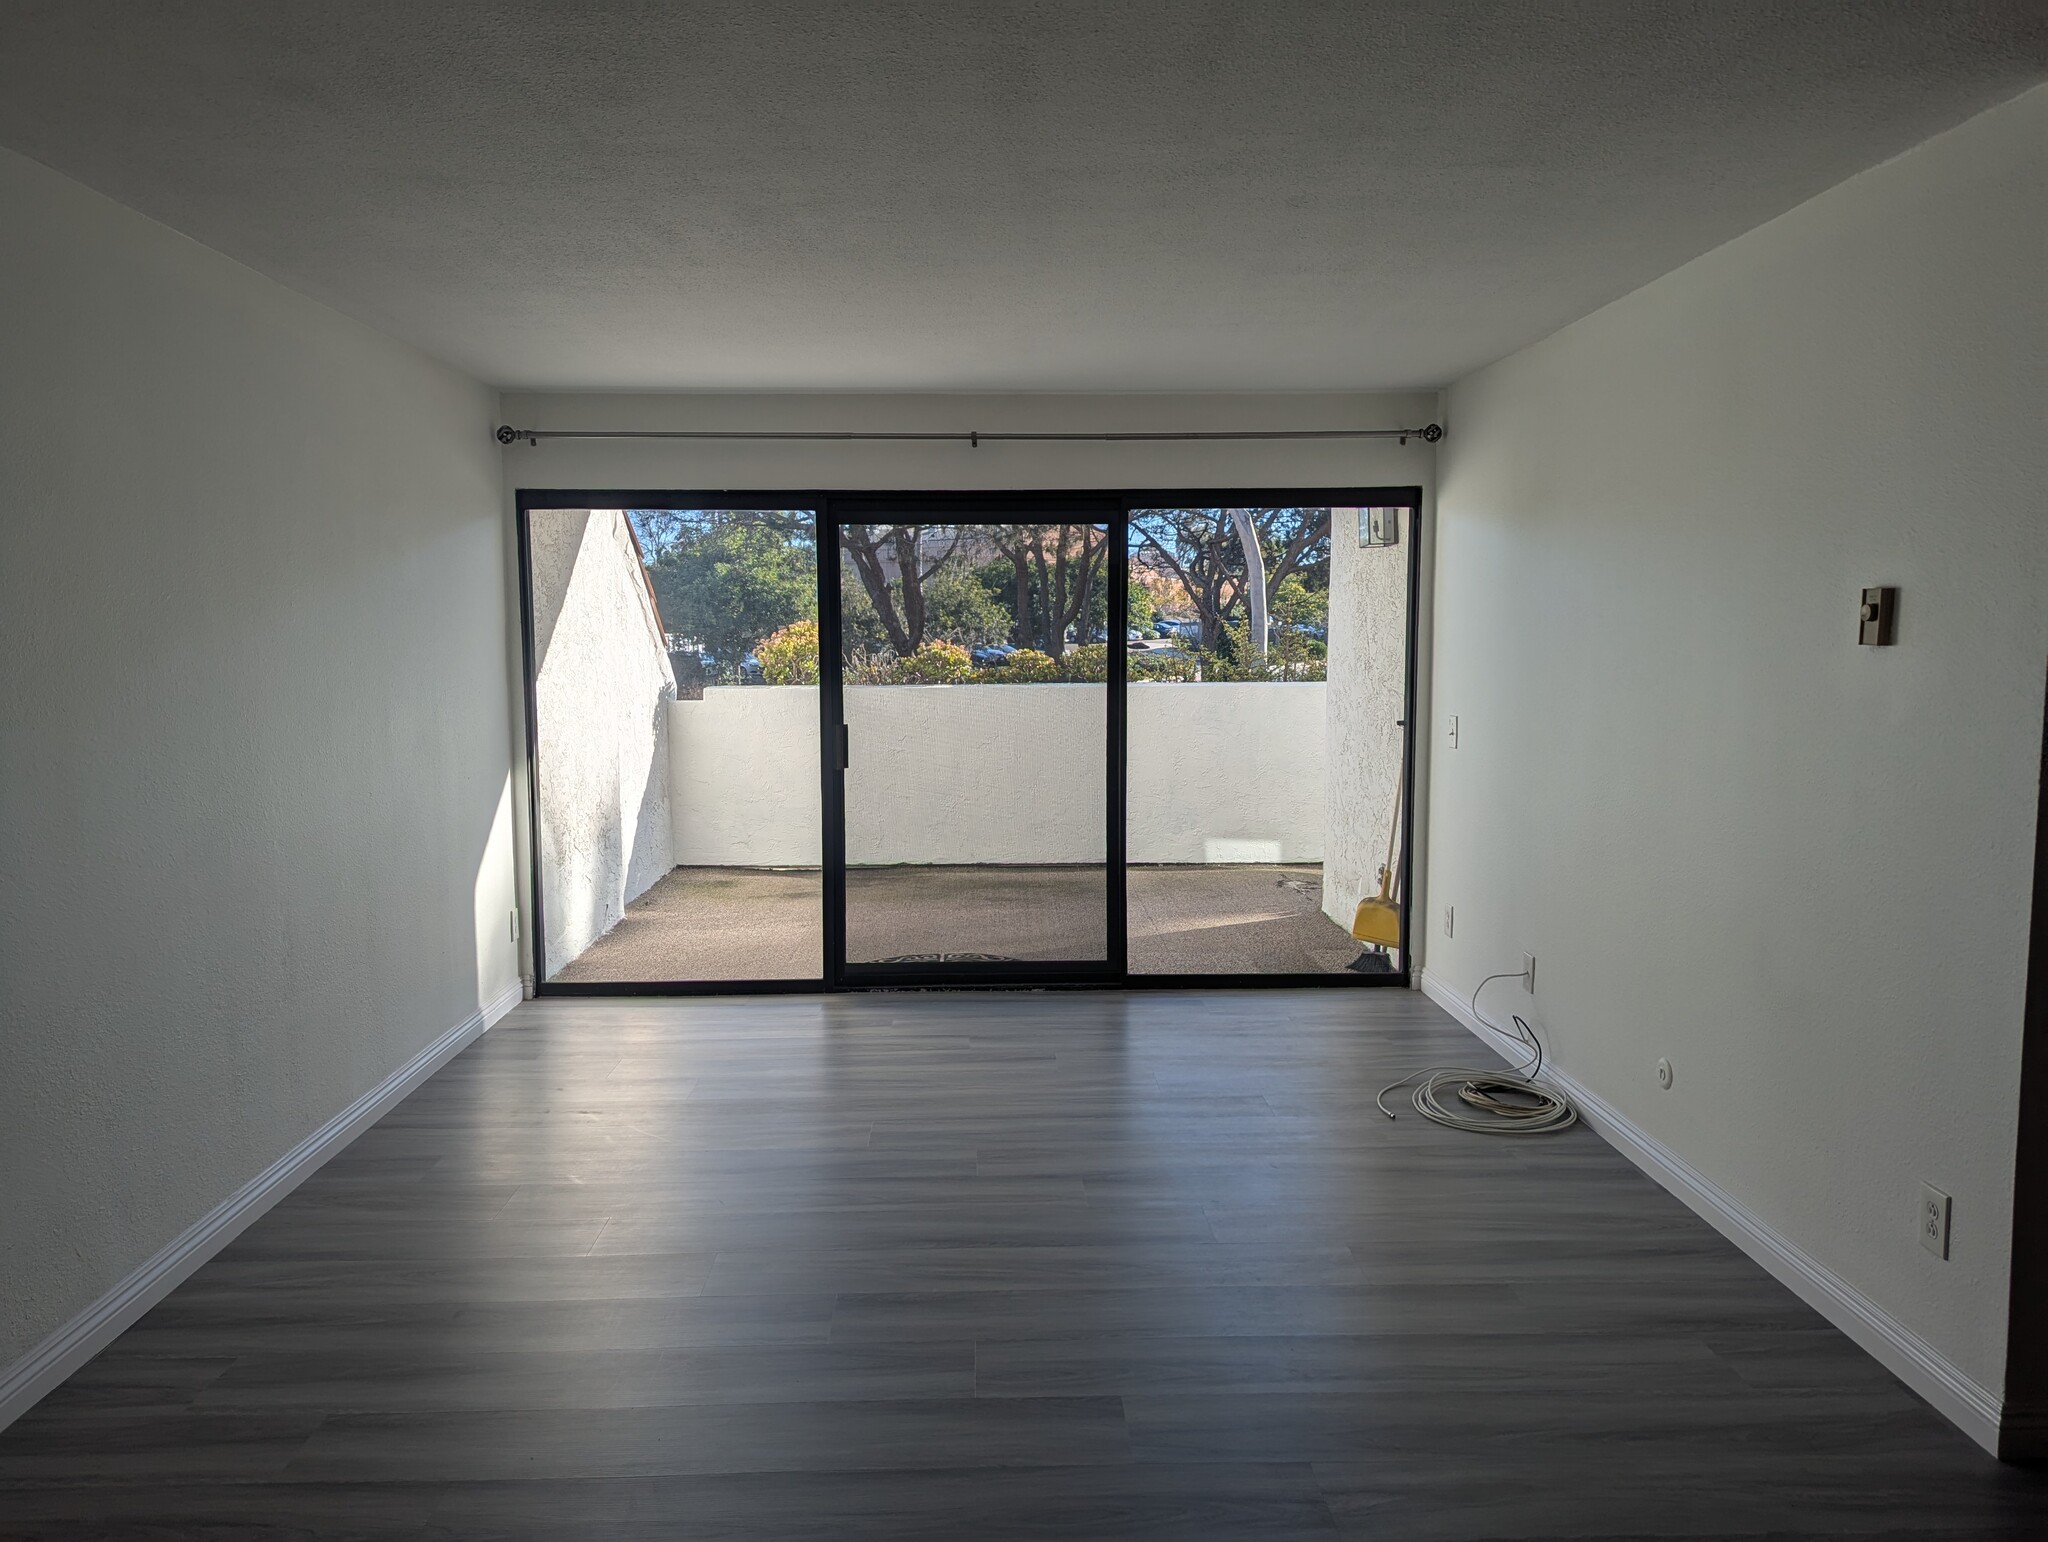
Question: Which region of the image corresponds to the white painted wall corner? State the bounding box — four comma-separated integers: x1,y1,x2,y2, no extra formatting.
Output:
0,982,525,1435
1417,969,2005,1457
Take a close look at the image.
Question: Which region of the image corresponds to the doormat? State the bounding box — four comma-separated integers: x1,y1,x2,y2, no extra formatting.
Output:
870,953,1023,964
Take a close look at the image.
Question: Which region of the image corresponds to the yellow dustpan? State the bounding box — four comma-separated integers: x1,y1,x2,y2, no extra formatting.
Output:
1350,776,1402,949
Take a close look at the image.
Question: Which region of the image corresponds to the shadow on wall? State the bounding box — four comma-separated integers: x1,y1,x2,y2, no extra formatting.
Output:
527,509,676,974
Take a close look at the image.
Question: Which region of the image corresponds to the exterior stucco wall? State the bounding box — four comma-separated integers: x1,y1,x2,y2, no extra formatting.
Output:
669,687,824,867
667,682,1324,867
1323,512,1411,928
529,509,675,974
1130,683,1326,864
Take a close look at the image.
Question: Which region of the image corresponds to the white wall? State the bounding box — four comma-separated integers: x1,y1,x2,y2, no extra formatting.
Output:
528,509,675,973
0,151,518,1379
669,687,825,867
846,685,1107,864
1427,86,2047,1406
666,682,1326,868
1130,683,1326,864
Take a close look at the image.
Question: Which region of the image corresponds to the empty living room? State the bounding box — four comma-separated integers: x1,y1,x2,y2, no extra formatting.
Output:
3,3,2046,1537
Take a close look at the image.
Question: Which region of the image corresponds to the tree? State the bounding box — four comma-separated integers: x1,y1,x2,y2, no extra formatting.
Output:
988,524,1111,660
1126,579,1156,635
839,524,964,657
629,507,810,559
1217,579,1327,681
641,516,816,674
1127,508,1331,651
920,563,1011,646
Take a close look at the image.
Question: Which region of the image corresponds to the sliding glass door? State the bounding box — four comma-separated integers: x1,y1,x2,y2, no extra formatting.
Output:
519,502,823,988
519,487,1417,993
825,500,1123,986
1124,503,1410,978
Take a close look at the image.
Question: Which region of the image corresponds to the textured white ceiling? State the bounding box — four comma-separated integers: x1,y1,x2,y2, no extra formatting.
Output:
0,2,2040,391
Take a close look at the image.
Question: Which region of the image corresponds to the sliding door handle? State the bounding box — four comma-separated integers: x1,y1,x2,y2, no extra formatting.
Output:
839,724,850,770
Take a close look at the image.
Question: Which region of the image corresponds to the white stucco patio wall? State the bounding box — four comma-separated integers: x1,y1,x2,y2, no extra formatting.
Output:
529,509,676,971
1323,511,1412,929
668,682,1325,866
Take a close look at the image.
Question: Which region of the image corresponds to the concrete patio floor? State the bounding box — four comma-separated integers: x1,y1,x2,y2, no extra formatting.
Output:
551,864,1380,982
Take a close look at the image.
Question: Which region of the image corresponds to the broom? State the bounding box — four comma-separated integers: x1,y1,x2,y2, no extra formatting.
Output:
1350,773,1402,951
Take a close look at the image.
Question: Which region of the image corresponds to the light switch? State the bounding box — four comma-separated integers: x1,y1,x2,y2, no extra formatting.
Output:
1447,715,1459,749
1859,586,1897,646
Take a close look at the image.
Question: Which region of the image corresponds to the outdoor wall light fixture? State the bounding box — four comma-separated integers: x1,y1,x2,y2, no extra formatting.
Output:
1359,507,1402,547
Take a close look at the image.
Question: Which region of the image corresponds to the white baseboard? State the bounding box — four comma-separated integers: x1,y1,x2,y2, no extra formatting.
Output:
0,980,524,1434
1417,969,2006,1458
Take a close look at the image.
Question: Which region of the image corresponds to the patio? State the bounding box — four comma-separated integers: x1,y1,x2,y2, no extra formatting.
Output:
552,863,1374,981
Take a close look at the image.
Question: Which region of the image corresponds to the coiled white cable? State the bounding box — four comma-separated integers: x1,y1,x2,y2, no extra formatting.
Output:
1376,971,1577,1135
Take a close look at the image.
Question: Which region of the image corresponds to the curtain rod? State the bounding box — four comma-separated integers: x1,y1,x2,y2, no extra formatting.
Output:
495,423,1442,448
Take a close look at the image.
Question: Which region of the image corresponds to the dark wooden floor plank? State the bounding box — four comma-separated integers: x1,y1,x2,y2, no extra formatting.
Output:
4,988,2043,1539
283,1396,1132,1481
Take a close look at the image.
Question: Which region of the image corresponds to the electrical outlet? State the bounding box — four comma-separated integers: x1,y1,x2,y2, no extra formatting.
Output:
1444,904,1454,938
1920,1183,1952,1259
1447,715,1460,749
1521,952,1536,992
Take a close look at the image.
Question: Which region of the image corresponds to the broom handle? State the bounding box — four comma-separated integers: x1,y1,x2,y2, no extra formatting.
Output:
1378,771,1403,899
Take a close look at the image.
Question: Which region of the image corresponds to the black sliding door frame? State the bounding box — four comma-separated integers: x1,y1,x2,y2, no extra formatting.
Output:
515,485,1421,996
822,493,1127,990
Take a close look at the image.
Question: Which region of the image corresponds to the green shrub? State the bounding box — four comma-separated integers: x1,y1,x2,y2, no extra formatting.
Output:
1129,650,1199,682
1059,643,1109,682
756,619,819,685
896,639,976,684
993,648,1059,683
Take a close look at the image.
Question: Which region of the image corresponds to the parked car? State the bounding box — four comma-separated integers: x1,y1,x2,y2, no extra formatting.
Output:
971,644,1016,667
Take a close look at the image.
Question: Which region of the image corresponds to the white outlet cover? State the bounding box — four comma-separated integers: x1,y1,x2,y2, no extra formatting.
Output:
1920,1182,1952,1259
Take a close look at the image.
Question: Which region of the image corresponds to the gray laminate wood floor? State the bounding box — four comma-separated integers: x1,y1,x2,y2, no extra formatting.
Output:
4,990,2043,1539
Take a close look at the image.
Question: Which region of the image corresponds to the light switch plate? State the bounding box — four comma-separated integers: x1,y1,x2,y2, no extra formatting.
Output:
1859,585,1897,646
